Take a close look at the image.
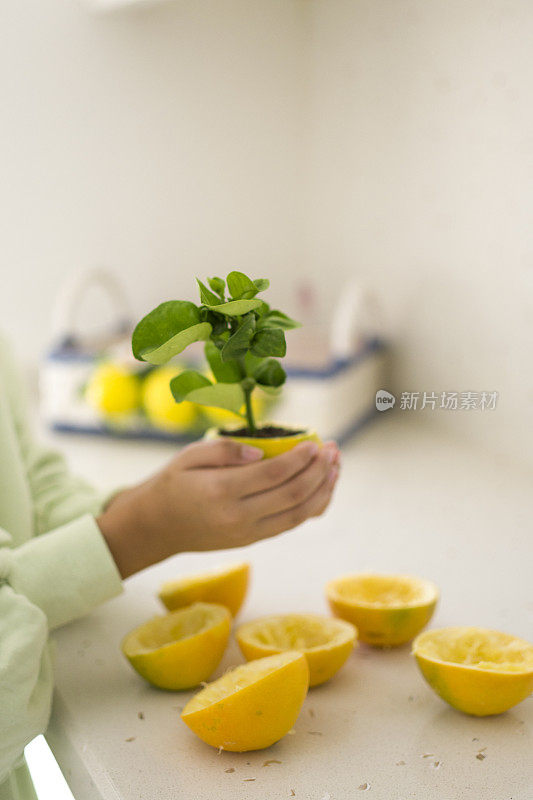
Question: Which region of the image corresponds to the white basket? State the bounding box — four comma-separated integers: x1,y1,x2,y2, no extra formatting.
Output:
40,268,143,435
41,270,388,444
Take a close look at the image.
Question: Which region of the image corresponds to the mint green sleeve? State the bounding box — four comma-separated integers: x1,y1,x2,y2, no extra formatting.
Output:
0,548,52,786
0,339,123,628
8,514,123,630
0,336,124,793
2,343,111,535
2,373,124,627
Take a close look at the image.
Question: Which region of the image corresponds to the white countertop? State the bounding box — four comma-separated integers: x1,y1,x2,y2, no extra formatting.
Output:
44,418,533,800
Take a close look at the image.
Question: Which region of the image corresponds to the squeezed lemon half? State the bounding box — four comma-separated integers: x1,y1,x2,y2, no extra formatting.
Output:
159,562,250,618
121,602,231,691
181,651,309,751
413,627,533,716
236,613,357,686
326,573,438,647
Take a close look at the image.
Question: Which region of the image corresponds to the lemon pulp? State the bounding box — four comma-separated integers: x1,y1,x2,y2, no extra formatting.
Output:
239,614,353,650
123,603,228,654
414,627,533,673
184,652,303,712
236,613,356,686
121,602,231,691
331,573,437,607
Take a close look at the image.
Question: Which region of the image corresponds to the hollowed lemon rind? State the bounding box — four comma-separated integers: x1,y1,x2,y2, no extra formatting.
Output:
122,602,231,691
181,652,309,751
326,573,439,647
413,626,533,716
236,613,357,686
159,562,250,617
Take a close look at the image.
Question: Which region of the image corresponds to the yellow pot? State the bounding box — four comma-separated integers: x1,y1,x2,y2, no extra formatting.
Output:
205,424,321,459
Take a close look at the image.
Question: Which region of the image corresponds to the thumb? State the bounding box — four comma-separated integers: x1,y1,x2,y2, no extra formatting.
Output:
178,438,263,469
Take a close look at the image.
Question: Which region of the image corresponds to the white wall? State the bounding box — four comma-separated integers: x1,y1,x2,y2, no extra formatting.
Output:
302,0,533,463
1,0,531,463
0,0,306,355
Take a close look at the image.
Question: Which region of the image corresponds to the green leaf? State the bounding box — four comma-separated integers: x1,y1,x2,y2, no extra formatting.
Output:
251,328,286,358
197,279,221,306
170,370,212,402
254,300,270,317
221,315,256,362
204,310,228,336
227,271,258,300
253,278,269,292
188,382,246,414
257,383,282,397
205,341,241,383
257,309,301,330
214,330,230,348
132,301,212,365
244,350,265,375
254,358,286,388
208,276,226,300
203,298,262,316
171,371,244,414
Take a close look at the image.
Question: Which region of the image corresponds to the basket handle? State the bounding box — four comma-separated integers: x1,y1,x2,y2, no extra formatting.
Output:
51,267,132,346
329,280,385,359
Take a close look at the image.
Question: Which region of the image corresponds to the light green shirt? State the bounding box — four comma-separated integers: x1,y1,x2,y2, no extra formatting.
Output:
0,335,123,800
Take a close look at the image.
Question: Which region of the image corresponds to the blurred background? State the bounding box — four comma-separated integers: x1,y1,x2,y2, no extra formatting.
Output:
1,1,532,797
1,0,532,463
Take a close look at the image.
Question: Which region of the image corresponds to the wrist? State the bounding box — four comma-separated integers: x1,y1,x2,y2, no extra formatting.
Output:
97,480,166,579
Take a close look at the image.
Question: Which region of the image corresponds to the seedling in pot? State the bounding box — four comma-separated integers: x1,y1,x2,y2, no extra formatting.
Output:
132,272,320,455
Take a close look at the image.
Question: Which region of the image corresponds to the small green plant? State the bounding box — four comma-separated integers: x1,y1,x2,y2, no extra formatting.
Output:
132,272,299,433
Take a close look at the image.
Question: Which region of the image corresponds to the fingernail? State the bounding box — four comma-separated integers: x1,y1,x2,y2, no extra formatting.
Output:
328,466,339,484
241,445,263,461
324,448,336,465
297,441,319,457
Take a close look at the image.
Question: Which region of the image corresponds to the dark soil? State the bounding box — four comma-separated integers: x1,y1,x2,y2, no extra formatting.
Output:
219,425,305,438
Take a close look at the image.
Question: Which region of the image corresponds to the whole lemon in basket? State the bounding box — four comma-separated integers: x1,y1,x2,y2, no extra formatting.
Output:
85,362,141,416
142,366,198,432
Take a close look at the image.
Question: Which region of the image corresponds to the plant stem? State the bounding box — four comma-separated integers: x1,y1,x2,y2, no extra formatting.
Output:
243,385,256,433
238,353,256,433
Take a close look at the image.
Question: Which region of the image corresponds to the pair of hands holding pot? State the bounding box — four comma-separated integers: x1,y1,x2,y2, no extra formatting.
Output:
98,438,340,579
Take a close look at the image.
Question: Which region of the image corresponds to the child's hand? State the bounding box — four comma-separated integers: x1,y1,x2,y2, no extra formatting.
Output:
98,438,339,578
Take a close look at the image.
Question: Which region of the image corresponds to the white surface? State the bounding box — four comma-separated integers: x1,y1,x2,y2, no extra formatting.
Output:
25,737,74,800
45,419,533,799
